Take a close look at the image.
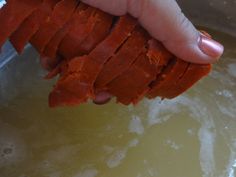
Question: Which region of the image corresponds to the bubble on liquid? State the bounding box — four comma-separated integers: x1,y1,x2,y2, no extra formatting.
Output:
129,116,144,135
165,139,182,150
128,138,139,148
217,105,236,119
106,138,140,168
147,168,156,177
198,125,216,177
215,89,233,98
147,98,180,127
106,149,127,168
187,128,196,136
227,157,236,177
0,124,27,167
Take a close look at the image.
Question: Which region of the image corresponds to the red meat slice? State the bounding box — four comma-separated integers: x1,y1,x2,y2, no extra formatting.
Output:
95,27,148,89
58,6,99,59
147,58,189,99
0,0,42,49
158,63,211,98
78,11,113,55
9,0,60,54
146,39,173,66
43,8,113,70
41,3,88,70
43,4,88,58
30,0,78,53
107,53,154,105
49,16,137,107
107,40,172,105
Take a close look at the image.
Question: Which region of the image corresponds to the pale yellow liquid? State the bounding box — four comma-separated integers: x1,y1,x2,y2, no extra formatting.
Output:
0,29,236,177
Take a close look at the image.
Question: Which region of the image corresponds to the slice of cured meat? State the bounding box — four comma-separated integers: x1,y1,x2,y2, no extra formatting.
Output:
78,11,113,55
40,4,88,70
147,58,189,98
42,4,87,59
146,39,173,66
58,6,101,59
107,40,172,105
95,27,148,89
43,7,113,70
49,16,137,107
0,0,42,49
9,0,60,53
30,0,78,53
157,63,211,98
107,53,155,105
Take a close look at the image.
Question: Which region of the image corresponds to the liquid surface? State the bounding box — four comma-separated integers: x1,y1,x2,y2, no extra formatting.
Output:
0,29,236,177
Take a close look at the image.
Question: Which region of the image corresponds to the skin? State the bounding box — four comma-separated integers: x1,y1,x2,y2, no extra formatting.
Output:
80,0,224,103
81,0,224,64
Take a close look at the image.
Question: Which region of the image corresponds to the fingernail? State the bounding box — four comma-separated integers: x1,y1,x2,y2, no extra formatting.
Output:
198,34,224,59
93,92,112,105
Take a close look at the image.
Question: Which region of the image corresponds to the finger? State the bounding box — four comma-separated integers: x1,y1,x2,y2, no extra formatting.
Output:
93,92,112,105
81,0,224,64
134,0,224,64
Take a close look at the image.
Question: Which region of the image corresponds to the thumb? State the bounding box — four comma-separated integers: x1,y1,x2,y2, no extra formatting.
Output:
134,0,224,64
81,0,224,64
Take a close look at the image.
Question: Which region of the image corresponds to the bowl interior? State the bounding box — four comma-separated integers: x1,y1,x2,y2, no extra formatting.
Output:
1,1,236,177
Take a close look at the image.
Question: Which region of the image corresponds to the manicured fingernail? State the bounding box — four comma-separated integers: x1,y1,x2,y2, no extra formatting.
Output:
199,34,224,59
93,92,112,105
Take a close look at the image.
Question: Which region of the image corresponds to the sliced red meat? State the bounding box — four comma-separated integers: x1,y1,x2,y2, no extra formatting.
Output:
49,56,100,107
43,4,88,58
147,58,189,99
158,63,211,98
49,16,137,107
43,7,113,70
58,6,99,59
95,27,148,89
30,0,78,53
146,39,173,66
0,0,42,49
89,16,137,64
78,11,113,54
9,0,60,54
107,53,154,105
107,40,172,105
41,4,88,70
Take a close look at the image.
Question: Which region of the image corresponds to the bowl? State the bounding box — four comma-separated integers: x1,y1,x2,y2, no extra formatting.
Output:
0,1,236,177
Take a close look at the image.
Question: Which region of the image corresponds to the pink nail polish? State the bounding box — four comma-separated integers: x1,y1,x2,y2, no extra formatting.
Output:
93,92,112,105
199,35,224,59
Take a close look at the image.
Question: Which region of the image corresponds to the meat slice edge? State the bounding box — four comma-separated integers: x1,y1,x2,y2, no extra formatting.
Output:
0,0,42,49
30,0,78,53
9,0,60,53
49,16,137,107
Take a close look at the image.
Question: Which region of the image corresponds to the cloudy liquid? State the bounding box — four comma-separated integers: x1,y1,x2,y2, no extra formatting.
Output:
0,29,236,177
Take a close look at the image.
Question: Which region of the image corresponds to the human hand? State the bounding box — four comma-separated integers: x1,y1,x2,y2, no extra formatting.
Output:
81,0,224,64
81,0,224,104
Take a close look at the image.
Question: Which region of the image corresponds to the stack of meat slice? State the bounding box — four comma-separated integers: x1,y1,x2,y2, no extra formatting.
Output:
0,0,212,107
